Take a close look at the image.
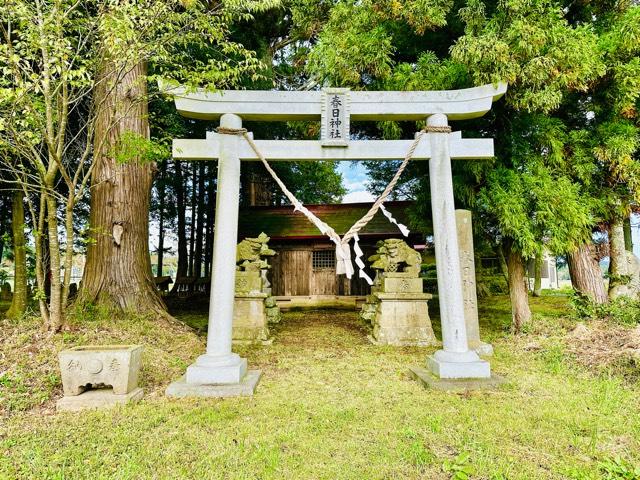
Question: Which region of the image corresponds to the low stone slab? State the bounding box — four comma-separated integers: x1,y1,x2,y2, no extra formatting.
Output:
409,366,505,392
166,370,262,398
56,387,143,412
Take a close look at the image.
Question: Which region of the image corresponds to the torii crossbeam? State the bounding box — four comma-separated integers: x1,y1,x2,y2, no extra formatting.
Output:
163,83,507,397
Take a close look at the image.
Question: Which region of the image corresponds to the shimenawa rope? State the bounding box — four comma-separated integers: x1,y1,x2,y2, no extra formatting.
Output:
216,124,451,283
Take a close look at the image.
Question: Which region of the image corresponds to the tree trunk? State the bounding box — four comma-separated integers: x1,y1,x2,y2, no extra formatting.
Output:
194,162,206,279
623,217,633,252
188,164,197,277
533,253,543,297
45,193,64,330
506,243,532,334
81,59,165,316
156,161,167,277
6,190,27,319
608,217,629,298
204,165,215,278
33,192,50,325
568,242,608,304
496,244,509,284
171,160,188,292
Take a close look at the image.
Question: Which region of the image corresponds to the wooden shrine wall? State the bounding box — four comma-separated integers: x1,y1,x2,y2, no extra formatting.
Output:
268,241,376,296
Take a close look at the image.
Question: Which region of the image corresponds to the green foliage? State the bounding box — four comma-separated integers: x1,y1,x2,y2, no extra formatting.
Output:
442,453,474,480
599,456,640,480
114,132,169,165
306,3,395,86
476,272,508,297
478,161,592,258
570,293,640,326
381,52,470,92
272,161,347,204
452,0,605,112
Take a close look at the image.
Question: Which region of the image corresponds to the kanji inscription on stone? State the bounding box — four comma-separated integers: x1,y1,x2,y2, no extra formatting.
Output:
321,88,350,147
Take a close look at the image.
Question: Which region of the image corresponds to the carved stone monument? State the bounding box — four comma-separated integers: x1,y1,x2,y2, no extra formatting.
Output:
456,210,493,356
57,345,143,412
233,233,281,344
627,251,640,297
0,282,12,302
360,239,436,346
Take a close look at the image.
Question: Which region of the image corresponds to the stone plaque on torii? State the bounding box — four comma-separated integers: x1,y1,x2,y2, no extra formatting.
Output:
163,82,507,397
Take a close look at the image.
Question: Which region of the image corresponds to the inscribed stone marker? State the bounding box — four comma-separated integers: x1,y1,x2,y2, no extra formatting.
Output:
456,210,493,356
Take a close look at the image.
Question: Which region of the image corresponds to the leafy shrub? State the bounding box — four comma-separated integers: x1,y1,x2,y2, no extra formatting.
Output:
570,293,640,326
476,273,509,297
442,453,474,480
599,456,640,479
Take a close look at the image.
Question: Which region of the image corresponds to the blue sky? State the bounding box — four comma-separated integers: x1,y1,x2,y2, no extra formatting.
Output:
337,161,375,203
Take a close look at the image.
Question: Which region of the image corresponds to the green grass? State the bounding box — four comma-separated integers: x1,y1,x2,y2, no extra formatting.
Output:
1,295,639,479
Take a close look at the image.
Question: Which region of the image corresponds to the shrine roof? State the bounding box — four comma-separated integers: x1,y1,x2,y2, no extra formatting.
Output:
238,201,424,241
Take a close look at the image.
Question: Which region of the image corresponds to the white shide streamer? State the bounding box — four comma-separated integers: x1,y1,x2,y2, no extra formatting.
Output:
379,204,410,237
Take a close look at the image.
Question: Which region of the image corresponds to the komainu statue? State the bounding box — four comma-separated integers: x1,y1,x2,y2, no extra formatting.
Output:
368,239,422,276
360,238,435,346
233,232,280,344
236,232,276,272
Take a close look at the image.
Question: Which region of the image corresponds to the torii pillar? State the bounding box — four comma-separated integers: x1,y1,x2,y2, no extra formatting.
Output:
163,83,507,397
424,114,490,379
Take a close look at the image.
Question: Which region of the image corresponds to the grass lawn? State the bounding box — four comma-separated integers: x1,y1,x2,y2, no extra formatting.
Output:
1,295,639,479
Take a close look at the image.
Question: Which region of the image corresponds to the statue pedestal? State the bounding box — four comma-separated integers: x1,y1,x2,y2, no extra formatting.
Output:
362,273,437,346
233,293,271,344
232,270,279,344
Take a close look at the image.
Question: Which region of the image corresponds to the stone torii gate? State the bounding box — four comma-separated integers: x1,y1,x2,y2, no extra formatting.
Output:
164,83,507,397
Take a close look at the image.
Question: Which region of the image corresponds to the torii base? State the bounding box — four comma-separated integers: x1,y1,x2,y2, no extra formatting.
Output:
166,370,262,398
409,367,505,392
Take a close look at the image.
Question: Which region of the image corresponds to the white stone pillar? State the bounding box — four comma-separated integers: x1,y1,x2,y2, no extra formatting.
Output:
186,113,248,384
426,114,490,379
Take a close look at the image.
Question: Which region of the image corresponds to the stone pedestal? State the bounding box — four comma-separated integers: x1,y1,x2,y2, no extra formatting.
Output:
362,272,437,346
232,269,280,344
166,371,261,398
233,293,271,344
409,367,504,392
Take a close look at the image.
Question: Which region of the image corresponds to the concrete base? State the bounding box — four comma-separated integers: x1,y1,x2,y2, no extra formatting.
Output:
166,370,262,398
427,351,491,379
409,367,505,392
56,387,143,412
185,354,247,384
